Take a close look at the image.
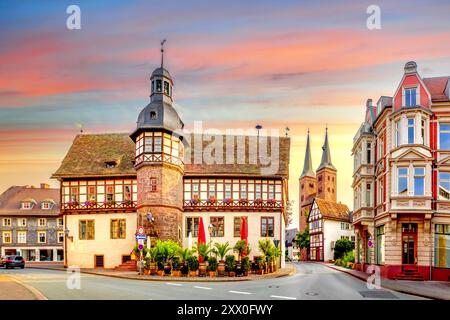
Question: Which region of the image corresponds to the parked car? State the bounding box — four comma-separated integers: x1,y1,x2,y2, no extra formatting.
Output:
0,255,25,269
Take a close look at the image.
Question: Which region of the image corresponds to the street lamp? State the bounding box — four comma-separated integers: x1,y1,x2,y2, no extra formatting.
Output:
208,223,214,237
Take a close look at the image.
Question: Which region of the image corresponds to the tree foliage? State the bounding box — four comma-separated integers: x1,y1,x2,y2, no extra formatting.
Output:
333,238,354,260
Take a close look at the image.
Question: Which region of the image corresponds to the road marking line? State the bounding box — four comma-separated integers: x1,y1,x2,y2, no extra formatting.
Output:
166,283,182,286
194,286,212,290
270,295,297,300
229,290,252,295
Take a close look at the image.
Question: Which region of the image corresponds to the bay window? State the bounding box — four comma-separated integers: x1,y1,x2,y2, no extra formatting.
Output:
395,120,401,147
439,172,450,200
407,118,415,144
366,142,372,164
398,168,408,195
366,183,372,207
439,123,450,150
413,167,425,196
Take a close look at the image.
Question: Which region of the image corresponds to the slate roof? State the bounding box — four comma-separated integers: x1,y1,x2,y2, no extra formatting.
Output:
300,130,315,178
52,133,290,179
314,198,350,222
0,186,60,216
285,228,298,246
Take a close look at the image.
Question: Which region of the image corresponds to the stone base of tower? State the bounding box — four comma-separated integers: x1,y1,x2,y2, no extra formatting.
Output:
137,206,183,243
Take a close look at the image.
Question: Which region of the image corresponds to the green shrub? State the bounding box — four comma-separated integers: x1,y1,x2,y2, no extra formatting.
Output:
207,256,218,272
187,256,199,271
241,256,250,272
225,255,236,272
333,239,354,260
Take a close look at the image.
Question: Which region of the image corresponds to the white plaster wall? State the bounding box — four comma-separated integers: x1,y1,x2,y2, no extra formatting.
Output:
323,220,354,261
66,212,137,268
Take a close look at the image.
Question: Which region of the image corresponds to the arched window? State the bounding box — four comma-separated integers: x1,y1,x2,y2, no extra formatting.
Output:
150,111,157,120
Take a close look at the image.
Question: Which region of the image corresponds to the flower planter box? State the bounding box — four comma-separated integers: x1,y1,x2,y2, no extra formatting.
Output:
189,271,197,277
157,270,165,277
172,270,181,277
217,262,226,276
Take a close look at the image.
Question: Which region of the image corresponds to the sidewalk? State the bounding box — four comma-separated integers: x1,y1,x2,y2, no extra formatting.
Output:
324,263,450,300
0,275,46,300
28,262,296,282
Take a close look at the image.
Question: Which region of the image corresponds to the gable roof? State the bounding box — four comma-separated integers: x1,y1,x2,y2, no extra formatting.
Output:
52,133,290,179
0,186,60,216
423,77,450,102
314,198,350,222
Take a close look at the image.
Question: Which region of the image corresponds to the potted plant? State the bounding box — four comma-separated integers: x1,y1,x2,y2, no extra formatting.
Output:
267,198,277,205
207,256,217,277
225,255,236,277
187,256,199,277
254,198,263,205
254,256,264,275
145,247,158,275
197,242,212,277
241,256,250,276
234,240,248,277
178,248,192,277
214,242,232,276
171,256,181,277
224,198,233,205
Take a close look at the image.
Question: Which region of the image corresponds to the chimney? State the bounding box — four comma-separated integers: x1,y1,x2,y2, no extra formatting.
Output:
40,183,50,189
404,61,417,74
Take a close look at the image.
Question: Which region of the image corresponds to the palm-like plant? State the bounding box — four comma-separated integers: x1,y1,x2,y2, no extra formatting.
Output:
197,241,213,262
258,238,273,257
214,242,232,262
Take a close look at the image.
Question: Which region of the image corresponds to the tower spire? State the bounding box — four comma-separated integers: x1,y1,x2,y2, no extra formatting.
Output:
160,39,166,68
317,126,336,171
301,129,315,178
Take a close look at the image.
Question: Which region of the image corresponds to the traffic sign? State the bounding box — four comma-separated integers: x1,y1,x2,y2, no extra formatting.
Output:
137,226,145,235
368,239,374,248
135,234,146,240
138,244,144,251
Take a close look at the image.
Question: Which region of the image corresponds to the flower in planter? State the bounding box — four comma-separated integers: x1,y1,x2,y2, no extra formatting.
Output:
190,195,200,205
207,196,216,204
254,198,263,205
239,198,248,205
267,199,277,205
123,199,133,206
67,201,79,208
224,198,233,205
104,200,116,206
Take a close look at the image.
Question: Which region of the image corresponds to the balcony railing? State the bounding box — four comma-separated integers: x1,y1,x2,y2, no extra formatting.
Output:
62,200,137,211
183,199,283,211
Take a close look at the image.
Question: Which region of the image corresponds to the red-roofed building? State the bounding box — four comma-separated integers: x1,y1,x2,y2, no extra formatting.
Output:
352,61,450,281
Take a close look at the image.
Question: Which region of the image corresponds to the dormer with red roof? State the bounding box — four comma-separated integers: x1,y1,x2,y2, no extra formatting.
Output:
393,61,432,111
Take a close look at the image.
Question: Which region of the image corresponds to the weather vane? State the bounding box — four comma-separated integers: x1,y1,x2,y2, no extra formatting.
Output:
160,39,166,68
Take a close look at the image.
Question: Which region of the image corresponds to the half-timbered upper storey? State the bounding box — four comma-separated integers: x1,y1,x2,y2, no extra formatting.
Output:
53,132,290,213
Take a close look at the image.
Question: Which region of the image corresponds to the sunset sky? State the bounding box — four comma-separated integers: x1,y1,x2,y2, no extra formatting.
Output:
1,0,450,228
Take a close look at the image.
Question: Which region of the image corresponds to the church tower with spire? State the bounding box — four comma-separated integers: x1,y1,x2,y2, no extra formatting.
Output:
299,130,317,240
316,127,337,203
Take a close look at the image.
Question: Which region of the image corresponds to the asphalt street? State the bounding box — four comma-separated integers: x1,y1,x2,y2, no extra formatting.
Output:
0,262,424,300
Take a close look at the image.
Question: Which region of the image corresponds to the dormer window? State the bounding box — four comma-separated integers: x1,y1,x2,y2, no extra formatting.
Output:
404,87,417,107
105,161,117,168
41,200,55,210
21,198,36,210
150,111,157,120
